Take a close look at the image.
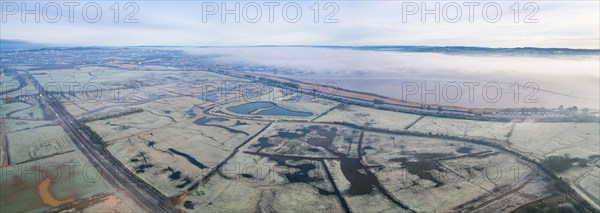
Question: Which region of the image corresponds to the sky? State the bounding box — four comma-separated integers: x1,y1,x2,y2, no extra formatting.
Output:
0,1,599,48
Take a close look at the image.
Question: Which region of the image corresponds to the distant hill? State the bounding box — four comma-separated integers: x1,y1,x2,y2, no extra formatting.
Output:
321,45,600,57
2,41,598,56
0,39,50,51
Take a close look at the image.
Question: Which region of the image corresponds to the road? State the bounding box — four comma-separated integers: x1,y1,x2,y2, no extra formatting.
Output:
25,73,176,212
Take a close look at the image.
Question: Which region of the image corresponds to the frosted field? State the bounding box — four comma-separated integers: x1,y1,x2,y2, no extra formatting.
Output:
55,69,233,118
30,66,150,89
577,168,600,204
87,110,174,142
77,106,141,122
183,152,343,212
61,98,115,117
0,75,17,84
1,99,46,121
59,84,171,117
0,151,112,213
0,75,22,96
3,84,39,99
361,132,537,212
242,122,361,159
509,122,600,159
324,159,409,213
212,87,339,121
470,175,556,213
2,119,54,132
7,102,46,120
86,96,216,143
559,166,600,208
30,66,242,96
76,193,143,213
1,101,32,118
107,118,267,196
7,125,75,164
135,96,212,122
408,116,513,141
9,64,597,211
1,67,144,212
315,105,421,130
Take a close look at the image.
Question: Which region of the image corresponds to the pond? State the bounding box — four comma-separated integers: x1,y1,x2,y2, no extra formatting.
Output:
226,101,313,117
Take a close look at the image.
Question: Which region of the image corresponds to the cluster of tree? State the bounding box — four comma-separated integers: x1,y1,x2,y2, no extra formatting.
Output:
558,105,579,112
372,99,385,105
256,77,299,89
79,124,105,145
542,154,586,173
78,108,143,123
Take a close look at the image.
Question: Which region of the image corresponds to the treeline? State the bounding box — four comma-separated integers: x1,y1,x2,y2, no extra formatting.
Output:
257,77,299,89
79,108,143,123
52,96,107,145
79,124,106,145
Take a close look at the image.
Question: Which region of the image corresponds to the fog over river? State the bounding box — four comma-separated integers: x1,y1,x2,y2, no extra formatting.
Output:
177,47,600,110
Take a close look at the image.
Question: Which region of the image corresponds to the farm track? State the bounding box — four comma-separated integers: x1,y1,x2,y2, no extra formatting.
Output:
310,103,341,121
14,150,77,165
4,102,35,118
187,122,273,191
320,159,351,213
511,194,569,212
4,123,58,134
574,168,600,207
201,103,594,211
25,73,177,212
15,68,592,212
505,122,517,144
470,161,538,211
404,115,425,130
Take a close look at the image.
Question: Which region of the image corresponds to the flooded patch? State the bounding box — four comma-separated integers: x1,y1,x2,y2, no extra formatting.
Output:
38,178,76,207
175,178,193,189
389,152,456,187
266,155,322,183
131,152,154,174
286,125,379,195
456,147,472,154
168,148,207,169
241,174,254,179
184,201,195,209
163,167,183,181
413,153,455,160
193,117,249,135
389,157,408,163
403,161,444,187
277,132,306,139
234,121,248,126
251,137,275,152
307,147,320,152
246,124,411,210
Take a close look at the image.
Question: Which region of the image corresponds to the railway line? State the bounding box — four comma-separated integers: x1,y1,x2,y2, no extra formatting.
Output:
25,73,176,212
